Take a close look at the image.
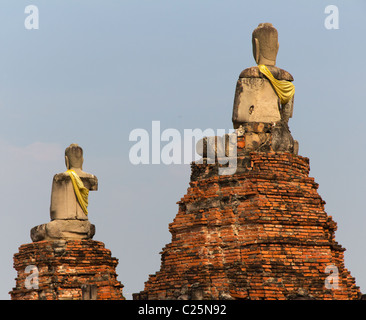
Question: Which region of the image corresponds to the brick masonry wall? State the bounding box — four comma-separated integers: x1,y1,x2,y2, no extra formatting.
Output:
135,150,360,300
10,239,124,300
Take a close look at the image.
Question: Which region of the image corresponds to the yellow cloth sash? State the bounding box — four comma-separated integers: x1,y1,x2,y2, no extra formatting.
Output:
66,169,89,215
258,64,295,105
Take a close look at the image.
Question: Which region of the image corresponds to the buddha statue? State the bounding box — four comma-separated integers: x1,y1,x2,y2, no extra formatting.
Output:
232,23,298,154
30,144,98,241
50,144,98,221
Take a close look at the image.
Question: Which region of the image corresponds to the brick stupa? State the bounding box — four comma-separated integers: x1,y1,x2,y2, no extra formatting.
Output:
134,23,360,300
10,144,124,300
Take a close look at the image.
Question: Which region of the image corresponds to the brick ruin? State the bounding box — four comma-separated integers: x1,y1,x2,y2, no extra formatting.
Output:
134,132,361,300
9,22,362,301
134,22,361,300
10,239,124,300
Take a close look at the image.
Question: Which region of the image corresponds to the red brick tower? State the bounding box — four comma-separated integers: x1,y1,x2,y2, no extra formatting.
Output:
134,23,360,300
135,139,360,300
10,239,124,300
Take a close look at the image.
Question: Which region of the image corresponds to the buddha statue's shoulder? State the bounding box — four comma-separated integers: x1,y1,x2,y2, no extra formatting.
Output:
53,171,98,189
53,172,70,182
239,65,294,81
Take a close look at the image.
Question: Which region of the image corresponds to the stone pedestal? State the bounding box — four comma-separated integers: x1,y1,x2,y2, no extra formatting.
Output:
30,220,95,241
10,240,125,300
134,142,360,300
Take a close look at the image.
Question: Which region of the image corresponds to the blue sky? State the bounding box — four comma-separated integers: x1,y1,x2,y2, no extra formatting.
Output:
1,1,366,299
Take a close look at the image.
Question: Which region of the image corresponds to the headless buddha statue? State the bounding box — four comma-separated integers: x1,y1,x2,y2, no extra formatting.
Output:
50,144,97,220
30,144,98,241
232,22,298,154
196,23,298,163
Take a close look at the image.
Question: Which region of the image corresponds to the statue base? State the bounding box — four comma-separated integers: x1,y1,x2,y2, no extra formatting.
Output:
10,239,124,300
30,220,95,242
134,152,360,300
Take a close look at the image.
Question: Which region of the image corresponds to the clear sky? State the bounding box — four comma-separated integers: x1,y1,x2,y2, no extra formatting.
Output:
1,1,365,300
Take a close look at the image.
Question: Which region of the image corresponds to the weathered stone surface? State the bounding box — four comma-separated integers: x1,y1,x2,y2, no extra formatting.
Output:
232,77,281,124
196,136,225,159
271,121,295,153
232,69,295,129
239,66,294,81
9,240,124,300
252,23,279,66
50,172,97,221
30,220,95,242
134,152,360,300
194,122,297,164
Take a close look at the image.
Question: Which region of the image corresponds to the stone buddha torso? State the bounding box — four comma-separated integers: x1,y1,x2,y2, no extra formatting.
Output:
50,170,98,221
232,65,294,129
30,144,98,242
